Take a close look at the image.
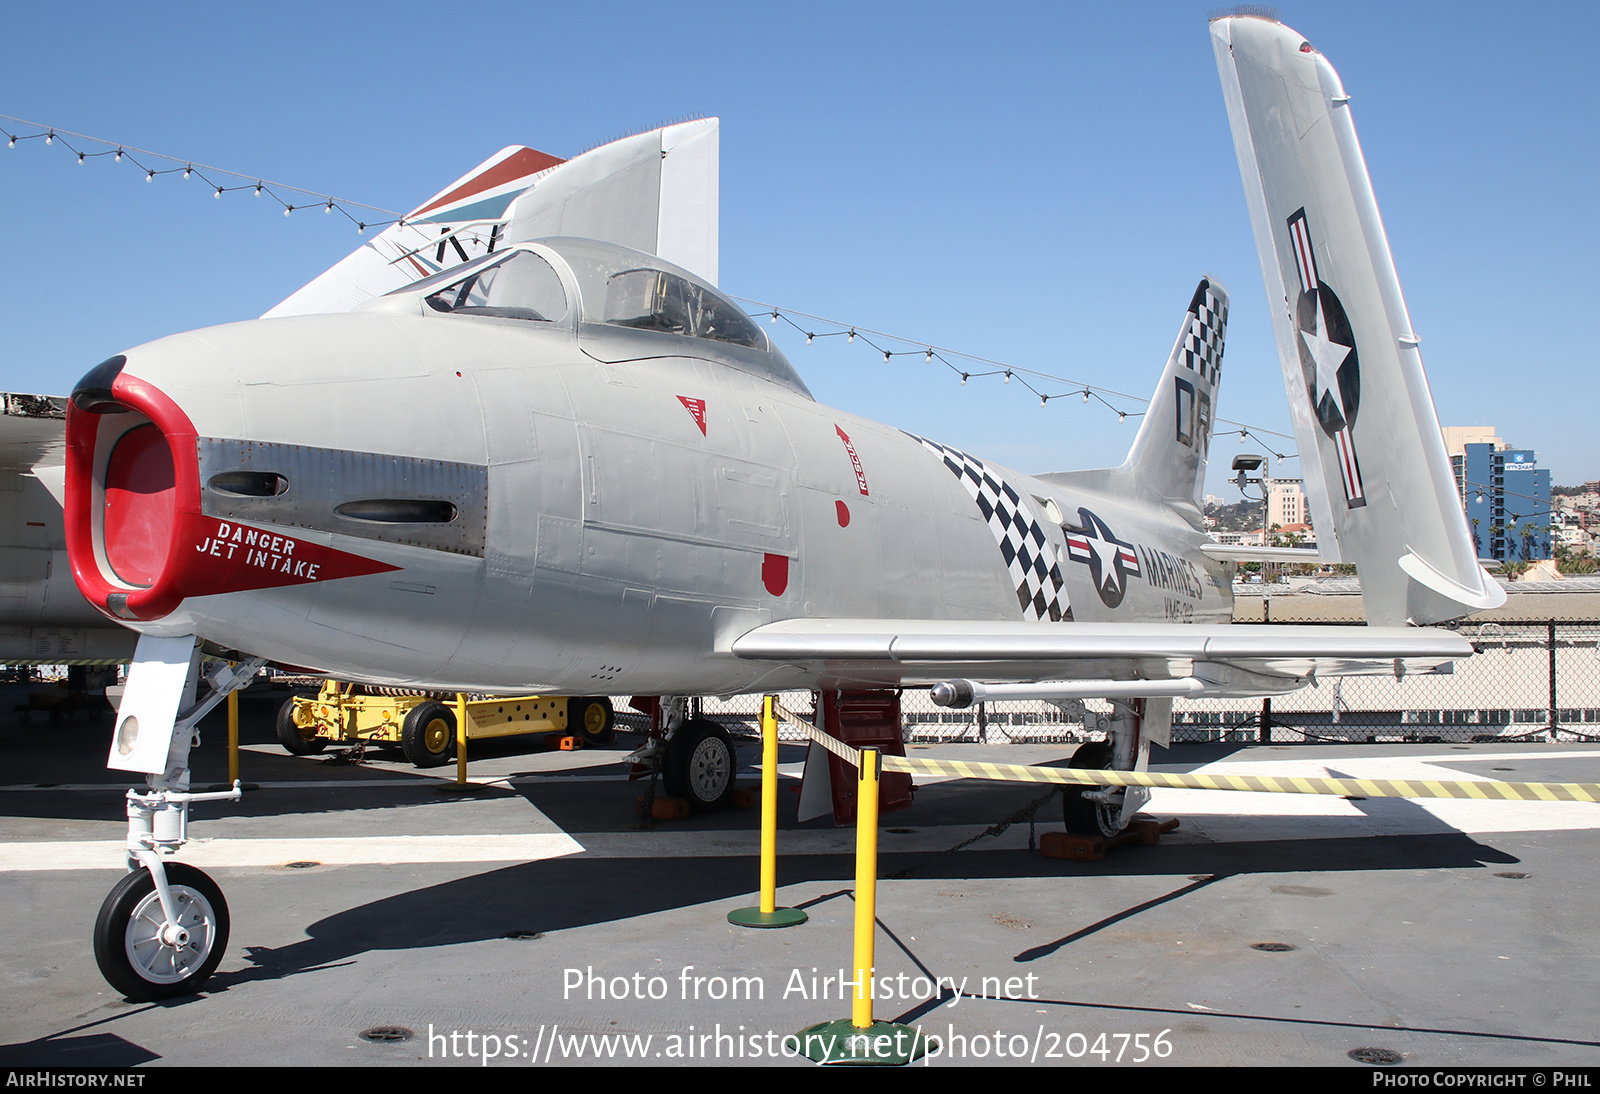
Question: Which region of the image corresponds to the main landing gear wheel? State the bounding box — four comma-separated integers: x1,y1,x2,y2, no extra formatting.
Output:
1062,740,1127,838
569,696,615,745
401,700,457,767
275,697,327,756
665,717,737,813
93,862,230,1001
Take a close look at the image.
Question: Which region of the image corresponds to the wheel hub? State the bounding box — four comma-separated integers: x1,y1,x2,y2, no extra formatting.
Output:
424,719,450,753
126,887,215,984
689,739,730,800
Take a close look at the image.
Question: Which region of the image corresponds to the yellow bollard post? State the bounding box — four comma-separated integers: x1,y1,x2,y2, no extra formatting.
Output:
228,685,240,786
729,695,807,927
455,692,468,786
852,747,880,1030
788,743,931,1063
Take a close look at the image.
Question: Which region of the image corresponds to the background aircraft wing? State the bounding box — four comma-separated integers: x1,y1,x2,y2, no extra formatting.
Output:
731,618,1471,696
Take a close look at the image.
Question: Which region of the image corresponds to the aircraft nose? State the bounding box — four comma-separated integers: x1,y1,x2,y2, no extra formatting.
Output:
66,354,203,621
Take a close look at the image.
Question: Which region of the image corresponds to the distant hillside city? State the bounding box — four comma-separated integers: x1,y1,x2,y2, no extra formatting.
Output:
1204,425,1598,578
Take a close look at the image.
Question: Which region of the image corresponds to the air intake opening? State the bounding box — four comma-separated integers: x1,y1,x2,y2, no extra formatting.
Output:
103,424,175,587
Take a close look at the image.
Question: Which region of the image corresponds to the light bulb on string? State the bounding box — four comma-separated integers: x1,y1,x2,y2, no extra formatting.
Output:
1082,389,1090,403
44,132,52,145
146,171,154,181
1041,395,1048,407
357,223,366,233
805,333,813,345
960,373,968,386
770,310,778,325
7,137,15,148
1004,370,1011,384
255,183,263,196
883,350,891,362
325,201,333,214
215,187,223,198
1118,411,1127,422
925,348,933,362
847,329,855,344
183,165,191,179
284,205,292,216
77,153,85,164
114,148,122,162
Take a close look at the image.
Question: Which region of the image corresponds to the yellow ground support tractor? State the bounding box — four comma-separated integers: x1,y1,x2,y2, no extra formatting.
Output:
276,682,615,767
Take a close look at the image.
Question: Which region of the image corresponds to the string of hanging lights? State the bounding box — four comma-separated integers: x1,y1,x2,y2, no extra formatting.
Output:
3,111,1301,454
0,113,405,232
737,296,1297,454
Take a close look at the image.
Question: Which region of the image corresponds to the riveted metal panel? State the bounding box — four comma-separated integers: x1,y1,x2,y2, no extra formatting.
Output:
197,438,487,557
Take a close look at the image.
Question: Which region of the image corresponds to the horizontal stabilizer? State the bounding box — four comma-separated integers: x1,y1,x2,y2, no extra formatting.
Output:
1198,543,1320,564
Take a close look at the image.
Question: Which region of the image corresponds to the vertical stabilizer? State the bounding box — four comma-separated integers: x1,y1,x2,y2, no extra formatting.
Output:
501,118,719,284
264,145,563,317
1212,14,1504,625
264,118,721,317
1121,279,1228,512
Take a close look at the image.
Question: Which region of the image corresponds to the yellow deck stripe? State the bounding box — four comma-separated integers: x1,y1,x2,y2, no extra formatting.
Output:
767,703,1598,804
875,754,1600,803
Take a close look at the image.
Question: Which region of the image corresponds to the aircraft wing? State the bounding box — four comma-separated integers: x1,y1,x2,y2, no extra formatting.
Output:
731,618,1471,697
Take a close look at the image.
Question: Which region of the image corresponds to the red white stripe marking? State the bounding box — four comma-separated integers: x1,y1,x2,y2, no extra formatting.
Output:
1288,210,1318,292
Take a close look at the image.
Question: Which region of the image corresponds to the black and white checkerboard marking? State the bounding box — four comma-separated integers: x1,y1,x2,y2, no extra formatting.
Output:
908,436,1072,622
1181,280,1227,386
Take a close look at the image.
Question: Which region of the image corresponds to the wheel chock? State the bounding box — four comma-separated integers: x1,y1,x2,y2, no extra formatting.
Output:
639,796,689,820
1041,816,1179,861
732,786,757,809
540,733,580,751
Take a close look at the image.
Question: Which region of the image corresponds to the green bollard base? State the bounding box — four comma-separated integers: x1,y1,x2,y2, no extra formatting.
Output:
727,906,808,928
785,1019,935,1065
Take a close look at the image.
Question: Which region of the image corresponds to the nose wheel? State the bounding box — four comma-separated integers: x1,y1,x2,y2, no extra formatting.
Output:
93,862,230,1001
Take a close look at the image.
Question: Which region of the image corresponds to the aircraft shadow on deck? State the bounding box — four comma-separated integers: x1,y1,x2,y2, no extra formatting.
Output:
208,828,1516,995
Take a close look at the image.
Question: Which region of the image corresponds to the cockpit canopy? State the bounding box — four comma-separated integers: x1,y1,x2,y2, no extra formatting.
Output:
375,238,810,397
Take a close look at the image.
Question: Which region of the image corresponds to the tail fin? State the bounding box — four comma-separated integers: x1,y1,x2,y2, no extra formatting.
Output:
1212,14,1504,625
264,118,721,318
1121,278,1229,512
263,145,564,318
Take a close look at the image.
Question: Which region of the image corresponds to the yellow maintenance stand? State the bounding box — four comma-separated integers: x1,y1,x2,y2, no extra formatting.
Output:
275,681,615,767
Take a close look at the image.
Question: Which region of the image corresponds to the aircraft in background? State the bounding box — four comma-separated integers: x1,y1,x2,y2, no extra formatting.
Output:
65,18,1500,1000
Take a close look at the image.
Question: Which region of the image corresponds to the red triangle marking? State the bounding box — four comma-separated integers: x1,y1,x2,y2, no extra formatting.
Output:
678,396,707,436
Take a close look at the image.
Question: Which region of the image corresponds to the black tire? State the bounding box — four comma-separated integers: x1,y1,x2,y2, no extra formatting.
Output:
1062,740,1126,837
401,700,457,767
93,862,229,1001
664,717,737,813
275,697,327,756
568,696,615,745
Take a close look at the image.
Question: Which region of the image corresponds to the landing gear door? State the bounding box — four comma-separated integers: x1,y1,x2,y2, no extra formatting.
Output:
107,634,202,774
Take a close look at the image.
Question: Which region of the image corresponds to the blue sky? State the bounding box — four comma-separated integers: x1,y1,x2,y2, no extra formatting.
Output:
2,2,1593,495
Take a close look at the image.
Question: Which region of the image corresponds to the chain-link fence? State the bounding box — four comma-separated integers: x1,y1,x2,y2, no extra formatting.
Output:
694,621,1600,747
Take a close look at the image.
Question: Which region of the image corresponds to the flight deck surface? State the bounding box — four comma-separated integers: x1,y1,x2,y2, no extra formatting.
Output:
2,688,1597,1069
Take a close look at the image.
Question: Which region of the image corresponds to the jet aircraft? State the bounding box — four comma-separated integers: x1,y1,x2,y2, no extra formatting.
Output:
69,15,1499,1000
